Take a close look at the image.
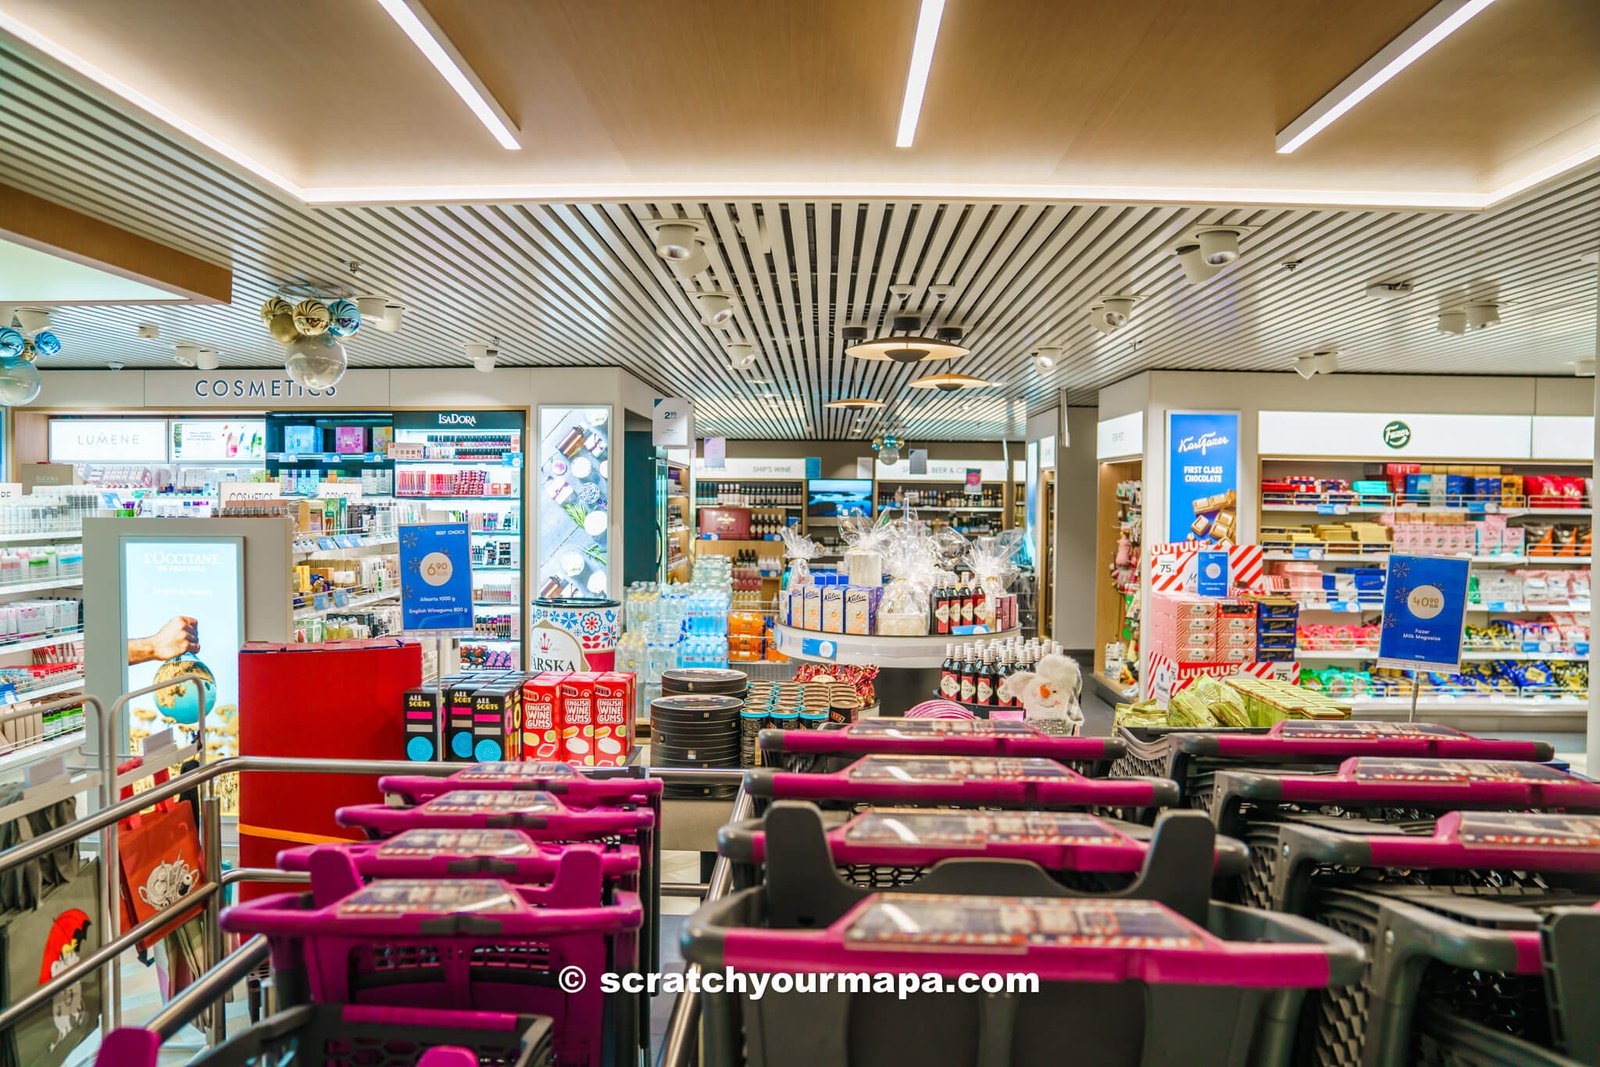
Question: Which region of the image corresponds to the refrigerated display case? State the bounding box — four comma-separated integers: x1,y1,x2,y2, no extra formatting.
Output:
536,406,611,600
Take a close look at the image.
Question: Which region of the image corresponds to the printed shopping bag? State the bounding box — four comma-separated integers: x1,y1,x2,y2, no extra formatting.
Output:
117,759,205,951
0,858,102,1067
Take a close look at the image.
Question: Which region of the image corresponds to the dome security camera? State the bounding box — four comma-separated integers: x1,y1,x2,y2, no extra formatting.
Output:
466,343,498,372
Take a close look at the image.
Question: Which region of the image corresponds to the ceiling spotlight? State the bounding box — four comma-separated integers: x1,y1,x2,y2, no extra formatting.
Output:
356,295,405,333
1464,301,1500,330
1365,280,1415,300
1196,228,1243,266
724,343,758,370
466,343,497,372
12,308,50,337
826,398,886,409
1175,244,1219,285
845,314,968,363
1575,358,1596,377
1174,225,1256,284
171,346,197,368
195,347,220,371
1089,296,1137,335
693,292,738,327
645,219,708,261
1437,310,1468,335
907,373,993,393
1032,347,1061,371
1292,348,1340,379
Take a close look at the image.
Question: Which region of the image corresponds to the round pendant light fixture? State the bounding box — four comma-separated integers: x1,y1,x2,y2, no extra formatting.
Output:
907,372,994,393
843,317,968,363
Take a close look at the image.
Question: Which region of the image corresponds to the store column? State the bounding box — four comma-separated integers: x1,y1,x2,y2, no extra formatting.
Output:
1591,260,1600,773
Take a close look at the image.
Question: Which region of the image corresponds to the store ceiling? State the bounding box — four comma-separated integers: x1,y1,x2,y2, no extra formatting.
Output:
1,13,1599,441
4,0,1597,207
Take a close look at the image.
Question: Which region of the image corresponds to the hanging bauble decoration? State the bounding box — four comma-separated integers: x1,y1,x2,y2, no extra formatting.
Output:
0,327,23,360
284,333,347,389
292,299,330,337
325,299,361,337
0,353,42,406
260,296,292,326
31,331,61,358
267,312,300,345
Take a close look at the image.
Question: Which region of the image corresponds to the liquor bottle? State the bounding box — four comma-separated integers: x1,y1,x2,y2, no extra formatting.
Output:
959,574,975,628
959,645,977,703
971,580,988,630
975,651,995,706
940,644,959,700
933,580,951,635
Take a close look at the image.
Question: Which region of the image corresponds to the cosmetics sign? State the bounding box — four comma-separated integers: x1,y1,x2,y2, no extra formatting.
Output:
1377,554,1469,674
1166,412,1239,545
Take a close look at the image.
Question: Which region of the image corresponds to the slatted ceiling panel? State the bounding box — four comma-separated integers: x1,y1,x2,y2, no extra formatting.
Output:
5,44,1600,440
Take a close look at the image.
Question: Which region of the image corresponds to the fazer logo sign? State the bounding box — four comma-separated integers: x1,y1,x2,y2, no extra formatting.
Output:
438,413,478,426
1383,420,1412,449
1174,430,1230,456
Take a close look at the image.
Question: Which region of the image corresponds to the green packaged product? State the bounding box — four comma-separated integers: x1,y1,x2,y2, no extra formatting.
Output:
1166,679,1219,728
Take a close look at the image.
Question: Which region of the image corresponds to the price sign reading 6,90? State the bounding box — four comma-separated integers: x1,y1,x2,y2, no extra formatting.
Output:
400,523,473,633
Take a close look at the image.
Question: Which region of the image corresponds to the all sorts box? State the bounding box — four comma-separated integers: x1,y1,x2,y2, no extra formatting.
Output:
403,685,443,762
470,683,521,763
521,671,567,760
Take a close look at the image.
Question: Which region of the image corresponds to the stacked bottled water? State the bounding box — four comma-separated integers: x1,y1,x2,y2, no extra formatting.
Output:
617,556,734,708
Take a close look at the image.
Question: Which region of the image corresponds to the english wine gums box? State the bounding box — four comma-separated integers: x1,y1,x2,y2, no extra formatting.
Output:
522,671,568,760
559,672,601,763
592,671,635,766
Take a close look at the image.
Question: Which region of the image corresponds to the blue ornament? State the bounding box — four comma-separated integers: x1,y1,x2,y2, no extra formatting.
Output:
0,327,21,359
326,299,361,337
31,330,61,357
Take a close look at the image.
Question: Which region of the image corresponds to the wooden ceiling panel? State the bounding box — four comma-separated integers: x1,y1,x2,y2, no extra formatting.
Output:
3,0,1596,201
1,39,1597,442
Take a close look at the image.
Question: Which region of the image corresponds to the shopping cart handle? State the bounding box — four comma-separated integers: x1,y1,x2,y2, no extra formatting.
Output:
97,1029,161,1067
419,1051,477,1067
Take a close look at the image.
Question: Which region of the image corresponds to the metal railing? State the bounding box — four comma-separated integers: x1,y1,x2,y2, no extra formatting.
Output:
0,695,745,1063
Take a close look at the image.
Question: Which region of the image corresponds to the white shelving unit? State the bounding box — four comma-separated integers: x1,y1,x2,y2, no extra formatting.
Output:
0,518,87,777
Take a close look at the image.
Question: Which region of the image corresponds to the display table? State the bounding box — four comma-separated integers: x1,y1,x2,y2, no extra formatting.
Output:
774,623,1020,713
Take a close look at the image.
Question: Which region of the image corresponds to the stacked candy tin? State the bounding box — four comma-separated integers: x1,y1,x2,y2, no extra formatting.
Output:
652,668,749,798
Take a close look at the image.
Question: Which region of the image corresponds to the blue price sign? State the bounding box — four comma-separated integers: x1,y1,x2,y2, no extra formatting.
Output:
1377,554,1470,674
1195,551,1229,597
399,523,473,633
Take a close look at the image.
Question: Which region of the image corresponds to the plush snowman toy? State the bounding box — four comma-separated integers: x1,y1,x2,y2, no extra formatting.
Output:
997,653,1084,736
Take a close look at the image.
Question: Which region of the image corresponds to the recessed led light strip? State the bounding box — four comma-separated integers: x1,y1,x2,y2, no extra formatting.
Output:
374,0,521,150
1276,0,1498,154
895,0,947,148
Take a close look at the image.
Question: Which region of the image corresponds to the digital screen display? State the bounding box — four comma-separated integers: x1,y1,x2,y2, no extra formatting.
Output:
808,478,874,519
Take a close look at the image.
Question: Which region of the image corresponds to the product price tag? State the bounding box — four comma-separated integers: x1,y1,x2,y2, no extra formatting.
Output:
1291,546,1323,560
332,590,351,607
501,452,523,467
317,537,337,550
25,755,66,788
0,685,17,705
312,593,329,611
800,637,838,660
1316,503,1348,515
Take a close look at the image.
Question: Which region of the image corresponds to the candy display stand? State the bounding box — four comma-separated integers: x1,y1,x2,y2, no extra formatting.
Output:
772,624,1018,713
